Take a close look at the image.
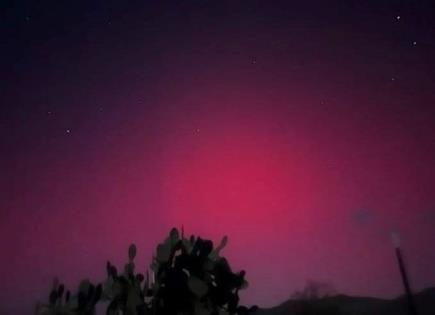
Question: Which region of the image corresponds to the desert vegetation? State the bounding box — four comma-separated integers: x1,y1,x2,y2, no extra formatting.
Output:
35,228,257,315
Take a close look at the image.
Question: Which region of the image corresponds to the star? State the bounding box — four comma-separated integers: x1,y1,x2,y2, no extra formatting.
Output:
396,15,401,21
412,41,417,46
66,129,71,134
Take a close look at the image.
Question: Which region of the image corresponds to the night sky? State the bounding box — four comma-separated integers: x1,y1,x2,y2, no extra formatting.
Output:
1,1,435,314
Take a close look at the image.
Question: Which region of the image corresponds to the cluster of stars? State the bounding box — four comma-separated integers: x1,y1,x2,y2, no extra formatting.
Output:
28,10,422,141
395,15,418,46
45,107,105,135
389,14,419,82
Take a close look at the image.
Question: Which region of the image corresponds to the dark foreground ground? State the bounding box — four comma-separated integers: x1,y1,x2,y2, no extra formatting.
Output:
256,288,435,315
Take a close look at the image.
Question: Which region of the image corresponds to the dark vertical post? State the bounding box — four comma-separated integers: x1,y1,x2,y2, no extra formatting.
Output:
392,233,418,315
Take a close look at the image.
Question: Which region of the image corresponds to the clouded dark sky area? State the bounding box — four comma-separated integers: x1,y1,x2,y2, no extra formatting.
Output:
1,1,435,314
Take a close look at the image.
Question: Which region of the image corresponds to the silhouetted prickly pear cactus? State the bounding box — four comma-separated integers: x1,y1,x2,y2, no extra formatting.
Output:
103,243,147,315
37,230,258,315
35,278,102,315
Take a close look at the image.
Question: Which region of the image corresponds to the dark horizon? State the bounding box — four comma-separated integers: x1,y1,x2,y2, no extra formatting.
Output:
2,1,435,314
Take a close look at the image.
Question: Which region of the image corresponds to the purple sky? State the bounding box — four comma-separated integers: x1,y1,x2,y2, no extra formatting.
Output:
1,1,435,314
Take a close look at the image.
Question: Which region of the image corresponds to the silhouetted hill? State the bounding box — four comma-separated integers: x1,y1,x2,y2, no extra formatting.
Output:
256,288,435,315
